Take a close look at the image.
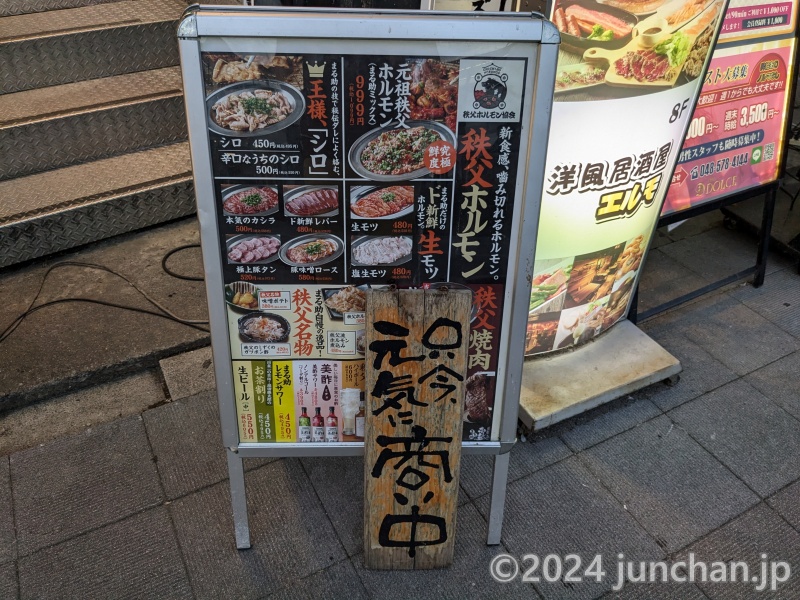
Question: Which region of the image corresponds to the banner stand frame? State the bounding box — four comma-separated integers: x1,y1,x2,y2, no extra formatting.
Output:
178,5,560,551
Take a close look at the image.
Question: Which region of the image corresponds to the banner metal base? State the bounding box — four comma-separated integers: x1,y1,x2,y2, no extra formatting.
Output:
518,320,681,431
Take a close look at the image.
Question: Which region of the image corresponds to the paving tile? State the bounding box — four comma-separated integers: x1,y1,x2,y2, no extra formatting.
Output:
581,416,758,553
0,562,17,600
636,248,708,313
728,268,800,338
11,416,162,556
664,212,725,242
266,560,368,600
670,380,800,497
767,480,800,532
601,581,707,599
475,457,663,600
18,507,192,600
300,455,468,558
643,294,799,376
744,350,800,420
637,332,738,412
678,504,800,600
159,346,216,401
556,395,661,452
659,226,782,282
0,458,15,563
353,503,539,599
460,435,572,499
298,455,364,558
144,390,274,500
683,297,799,376
636,292,721,338
0,370,165,456
170,459,346,600
650,228,673,250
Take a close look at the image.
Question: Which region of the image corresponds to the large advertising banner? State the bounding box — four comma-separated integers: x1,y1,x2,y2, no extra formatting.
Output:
663,38,794,214
526,0,727,355
662,0,797,217
198,43,540,443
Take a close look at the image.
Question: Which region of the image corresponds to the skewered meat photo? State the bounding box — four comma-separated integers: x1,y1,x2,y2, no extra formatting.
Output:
222,186,278,215
227,236,281,264
350,186,414,219
564,243,625,308
284,187,339,216
525,317,560,354
614,234,647,282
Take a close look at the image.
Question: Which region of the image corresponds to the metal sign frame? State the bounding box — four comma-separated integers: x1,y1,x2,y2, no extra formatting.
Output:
178,5,559,550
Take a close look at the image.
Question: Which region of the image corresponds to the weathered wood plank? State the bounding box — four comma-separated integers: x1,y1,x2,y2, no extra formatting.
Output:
363,287,470,570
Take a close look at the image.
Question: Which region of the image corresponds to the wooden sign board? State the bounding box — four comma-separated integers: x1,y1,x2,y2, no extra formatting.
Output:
363,288,471,569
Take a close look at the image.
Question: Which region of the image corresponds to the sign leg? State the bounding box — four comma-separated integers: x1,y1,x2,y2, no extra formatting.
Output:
226,449,251,550
754,185,776,288
486,451,511,545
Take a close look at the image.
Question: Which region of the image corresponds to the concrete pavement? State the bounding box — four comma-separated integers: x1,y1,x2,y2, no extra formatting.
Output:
0,210,799,598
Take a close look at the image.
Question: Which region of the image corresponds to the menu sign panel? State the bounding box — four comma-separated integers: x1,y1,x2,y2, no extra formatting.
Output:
199,45,536,443
663,39,794,214
663,0,797,216
525,0,727,355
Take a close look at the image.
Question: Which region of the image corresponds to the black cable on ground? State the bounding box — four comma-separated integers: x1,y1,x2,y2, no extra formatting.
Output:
161,244,205,281
0,258,209,345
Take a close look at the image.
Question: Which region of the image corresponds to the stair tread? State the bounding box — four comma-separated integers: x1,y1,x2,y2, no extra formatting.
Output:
0,0,184,43
0,66,183,128
0,142,191,223
1,0,121,19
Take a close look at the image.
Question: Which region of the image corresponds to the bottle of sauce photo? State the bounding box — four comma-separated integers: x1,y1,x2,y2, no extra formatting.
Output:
311,407,325,442
298,406,311,442
355,400,366,440
325,406,339,442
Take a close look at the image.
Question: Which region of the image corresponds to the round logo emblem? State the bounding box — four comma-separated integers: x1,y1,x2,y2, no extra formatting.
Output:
473,73,508,110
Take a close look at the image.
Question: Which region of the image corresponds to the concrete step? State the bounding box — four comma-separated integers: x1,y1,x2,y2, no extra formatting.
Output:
0,142,195,267
0,0,186,94
0,67,186,180
0,216,209,411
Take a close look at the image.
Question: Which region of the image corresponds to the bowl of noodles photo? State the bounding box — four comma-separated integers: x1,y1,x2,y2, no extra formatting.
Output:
207,80,305,137
237,312,291,344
